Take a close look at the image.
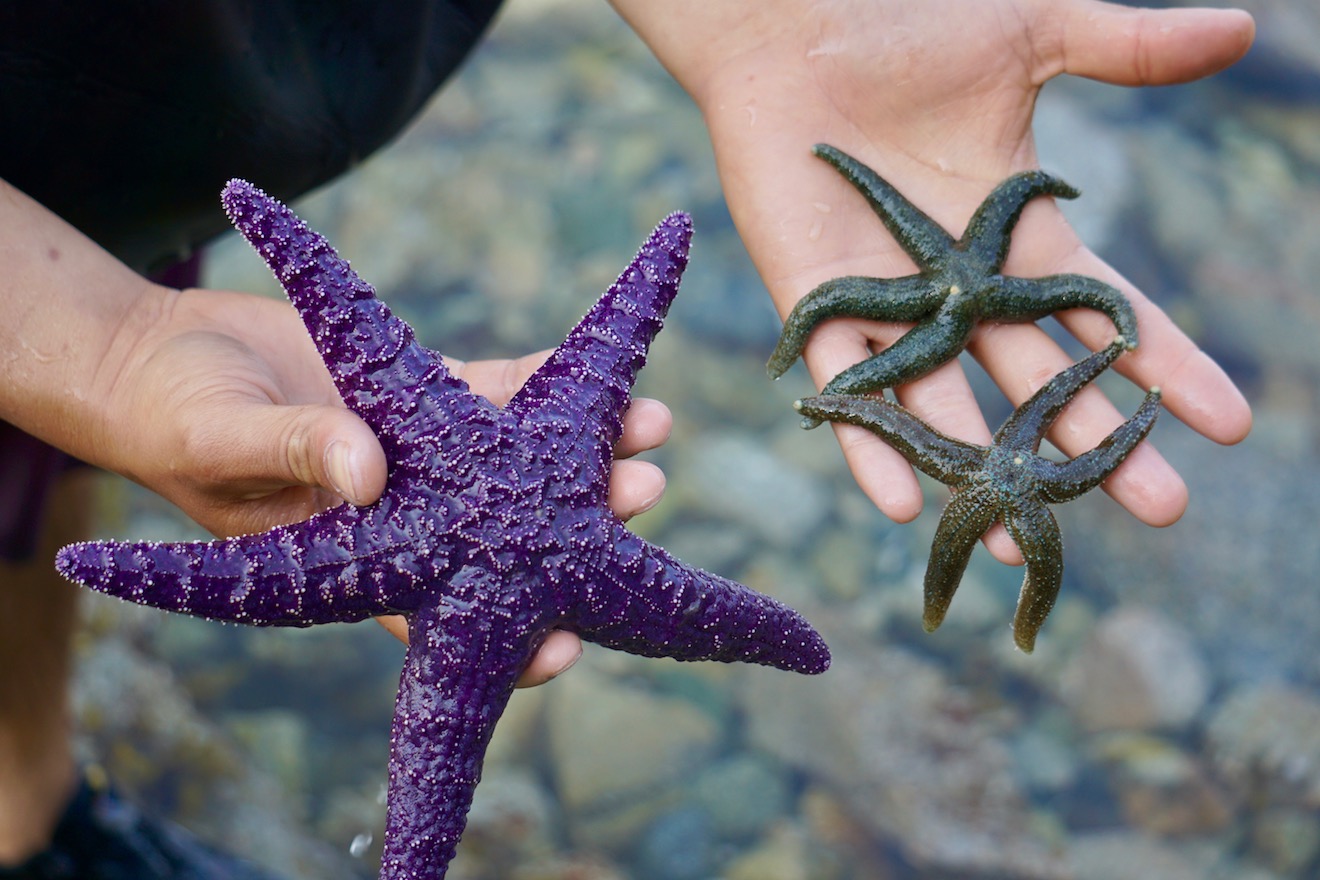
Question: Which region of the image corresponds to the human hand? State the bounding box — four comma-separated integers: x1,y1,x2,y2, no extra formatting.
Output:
614,0,1254,562
94,285,671,685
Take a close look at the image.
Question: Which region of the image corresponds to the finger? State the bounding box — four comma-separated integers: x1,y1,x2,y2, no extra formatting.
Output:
607,459,666,522
1061,293,1252,446
447,349,554,408
615,398,673,459
830,421,924,523
376,614,408,644
800,320,925,523
225,402,388,507
516,629,583,688
981,523,1022,566
1052,269,1252,446
1043,2,1255,86
1006,223,1252,447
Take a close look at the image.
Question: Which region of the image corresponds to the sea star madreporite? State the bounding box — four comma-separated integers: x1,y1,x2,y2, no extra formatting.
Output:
770,145,1138,427
795,340,1159,652
57,181,830,878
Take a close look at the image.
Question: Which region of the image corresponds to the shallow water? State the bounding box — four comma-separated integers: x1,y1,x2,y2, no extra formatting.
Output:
76,2,1320,878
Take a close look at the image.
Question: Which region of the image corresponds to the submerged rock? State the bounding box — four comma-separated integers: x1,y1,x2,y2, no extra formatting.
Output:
1208,683,1320,807
741,627,1066,879
1059,605,1211,731
1067,831,1203,880
545,664,721,850
1092,733,1233,836
689,753,792,841
73,598,359,880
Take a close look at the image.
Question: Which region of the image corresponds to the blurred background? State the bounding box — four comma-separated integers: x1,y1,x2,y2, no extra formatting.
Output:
73,0,1320,877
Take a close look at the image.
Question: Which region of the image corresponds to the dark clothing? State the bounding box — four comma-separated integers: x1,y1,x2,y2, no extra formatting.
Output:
1,0,503,274
0,771,282,880
0,0,504,559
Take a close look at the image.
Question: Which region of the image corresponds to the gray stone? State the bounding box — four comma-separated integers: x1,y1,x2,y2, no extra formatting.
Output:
450,769,559,877
545,663,721,849
677,430,829,548
1067,831,1204,880
1208,683,1320,807
508,854,629,880
636,807,716,880
724,823,844,880
740,626,1067,879
1059,605,1210,731
690,753,792,840
1092,733,1233,836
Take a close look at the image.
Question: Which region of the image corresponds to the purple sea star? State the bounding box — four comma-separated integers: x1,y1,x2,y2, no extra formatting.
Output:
56,181,830,879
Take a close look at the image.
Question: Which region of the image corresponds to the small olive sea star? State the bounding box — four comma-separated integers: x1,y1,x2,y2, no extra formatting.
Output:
796,340,1159,652
770,144,1137,428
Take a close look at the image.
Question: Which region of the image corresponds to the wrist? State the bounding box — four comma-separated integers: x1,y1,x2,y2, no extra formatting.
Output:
79,281,178,471
0,177,172,464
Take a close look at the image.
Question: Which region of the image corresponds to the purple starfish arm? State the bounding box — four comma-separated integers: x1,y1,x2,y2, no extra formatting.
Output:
221,179,475,438
508,213,688,448
55,502,403,626
381,591,532,877
575,519,830,673
377,530,831,877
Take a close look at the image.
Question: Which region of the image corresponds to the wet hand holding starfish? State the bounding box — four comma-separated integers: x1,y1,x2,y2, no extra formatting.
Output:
615,0,1253,538
781,146,1161,650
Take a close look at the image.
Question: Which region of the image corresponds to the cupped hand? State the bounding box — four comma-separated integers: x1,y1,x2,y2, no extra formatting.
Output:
98,284,672,686
614,0,1254,562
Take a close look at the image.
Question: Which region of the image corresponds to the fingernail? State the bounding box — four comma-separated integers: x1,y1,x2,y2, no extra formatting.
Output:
551,643,583,686
548,640,583,682
325,440,361,504
636,487,664,517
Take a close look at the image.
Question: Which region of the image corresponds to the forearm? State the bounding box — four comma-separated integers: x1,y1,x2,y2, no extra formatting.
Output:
0,177,168,461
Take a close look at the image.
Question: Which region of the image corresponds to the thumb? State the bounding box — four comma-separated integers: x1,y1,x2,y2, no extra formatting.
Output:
233,402,389,506
1046,2,1254,86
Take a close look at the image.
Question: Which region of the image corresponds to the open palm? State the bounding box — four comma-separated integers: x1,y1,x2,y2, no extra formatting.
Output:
615,0,1254,560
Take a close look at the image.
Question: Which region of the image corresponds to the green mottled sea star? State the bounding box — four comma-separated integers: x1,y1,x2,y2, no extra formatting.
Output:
770,144,1138,427
795,340,1160,652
